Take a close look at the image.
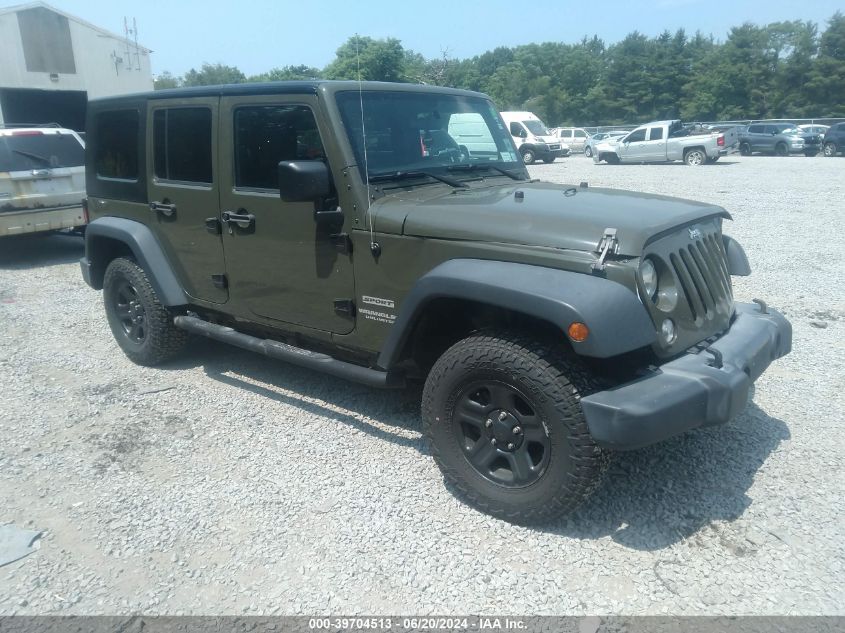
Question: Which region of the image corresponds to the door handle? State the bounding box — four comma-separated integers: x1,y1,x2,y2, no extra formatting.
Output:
221,210,255,230
150,201,177,217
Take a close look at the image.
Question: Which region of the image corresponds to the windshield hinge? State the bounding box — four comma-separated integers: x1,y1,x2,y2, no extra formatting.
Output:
591,228,618,272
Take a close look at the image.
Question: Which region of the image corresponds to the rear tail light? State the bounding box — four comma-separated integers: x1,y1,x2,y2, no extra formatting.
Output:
717,135,725,146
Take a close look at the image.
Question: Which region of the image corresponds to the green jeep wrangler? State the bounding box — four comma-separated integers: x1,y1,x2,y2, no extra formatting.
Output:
80,81,791,523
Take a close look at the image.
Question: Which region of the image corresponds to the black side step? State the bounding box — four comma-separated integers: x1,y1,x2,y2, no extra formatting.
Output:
173,315,403,389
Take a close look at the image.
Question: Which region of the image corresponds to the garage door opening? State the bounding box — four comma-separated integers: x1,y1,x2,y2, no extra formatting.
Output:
0,88,87,132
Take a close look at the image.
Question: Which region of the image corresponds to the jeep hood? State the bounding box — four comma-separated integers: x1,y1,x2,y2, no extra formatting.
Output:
372,181,730,255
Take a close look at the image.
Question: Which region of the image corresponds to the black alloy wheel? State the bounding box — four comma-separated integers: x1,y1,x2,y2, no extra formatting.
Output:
453,380,551,488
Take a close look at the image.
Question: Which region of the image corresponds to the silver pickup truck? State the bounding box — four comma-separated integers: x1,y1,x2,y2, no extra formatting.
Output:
593,120,738,166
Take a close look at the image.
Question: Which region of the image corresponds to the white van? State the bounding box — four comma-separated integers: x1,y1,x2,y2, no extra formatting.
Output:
447,112,498,159
553,127,591,153
500,111,566,164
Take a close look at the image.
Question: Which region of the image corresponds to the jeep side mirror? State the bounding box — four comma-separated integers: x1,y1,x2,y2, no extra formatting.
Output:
278,161,332,202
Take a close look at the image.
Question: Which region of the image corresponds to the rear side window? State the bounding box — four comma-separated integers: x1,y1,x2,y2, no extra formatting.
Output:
747,125,763,133
649,127,664,140
0,132,84,171
234,105,325,190
574,129,587,138
153,107,212,183
95,110,139,180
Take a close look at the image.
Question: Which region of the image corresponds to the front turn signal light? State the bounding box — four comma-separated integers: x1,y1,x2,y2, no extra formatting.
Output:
568,322,590,342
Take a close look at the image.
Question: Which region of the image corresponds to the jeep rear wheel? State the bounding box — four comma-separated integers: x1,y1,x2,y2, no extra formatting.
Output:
823,142,837,157
521,149,536,165
422,331,609,524
103,257,188,366
739,142,751,156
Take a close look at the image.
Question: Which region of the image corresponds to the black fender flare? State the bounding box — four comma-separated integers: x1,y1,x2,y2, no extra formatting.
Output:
376,259,656,369
80,216,187,306
722,235,751,276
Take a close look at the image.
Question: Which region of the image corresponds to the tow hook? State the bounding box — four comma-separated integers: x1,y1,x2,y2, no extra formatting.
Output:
705,347,724,369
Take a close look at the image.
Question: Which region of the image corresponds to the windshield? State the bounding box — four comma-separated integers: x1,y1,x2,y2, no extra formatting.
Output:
523,120,549,136
337,91,521,178
780,127,801,135
0,133,84,171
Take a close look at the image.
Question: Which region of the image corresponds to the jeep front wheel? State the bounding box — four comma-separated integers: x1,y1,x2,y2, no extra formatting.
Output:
103,257,188,366
823,142,837,157
422,331,609,523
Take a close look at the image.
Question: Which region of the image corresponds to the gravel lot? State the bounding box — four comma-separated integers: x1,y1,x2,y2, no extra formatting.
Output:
1,155,843,616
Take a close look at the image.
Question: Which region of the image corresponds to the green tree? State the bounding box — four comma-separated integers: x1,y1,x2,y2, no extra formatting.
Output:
249,65,322,82
153,71,181,90
323,36,407,82
182,63,246,86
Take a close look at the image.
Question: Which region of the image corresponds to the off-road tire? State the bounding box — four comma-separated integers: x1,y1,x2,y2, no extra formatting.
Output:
739,142,751,156
603,153,620,165
804,150,818,157
542,157,555,164
823,142,837,157
584,146,593,157
775,142,788,156
103,257,188,366
422,330,609,524
521,149,536,165
684,148,706,166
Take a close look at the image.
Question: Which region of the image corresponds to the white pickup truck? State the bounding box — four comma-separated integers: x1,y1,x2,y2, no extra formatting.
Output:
592,120,738,166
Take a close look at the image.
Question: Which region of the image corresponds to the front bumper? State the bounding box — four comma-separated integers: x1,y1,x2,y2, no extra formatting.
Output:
581,302,792,450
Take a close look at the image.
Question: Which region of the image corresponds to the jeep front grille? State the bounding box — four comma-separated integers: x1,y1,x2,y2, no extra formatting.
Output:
669,233,733,321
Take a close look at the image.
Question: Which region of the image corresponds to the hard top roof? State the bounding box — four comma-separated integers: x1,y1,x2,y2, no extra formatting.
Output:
89,81,490,106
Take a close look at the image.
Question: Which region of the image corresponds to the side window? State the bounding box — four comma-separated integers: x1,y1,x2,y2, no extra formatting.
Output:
626,128,646,143
509,122,524,137
234,105,325,190
649,127,664,140
763,125,777,134
95,109,139,180
748,125,762,134
574,129,587,139
153,107,212,183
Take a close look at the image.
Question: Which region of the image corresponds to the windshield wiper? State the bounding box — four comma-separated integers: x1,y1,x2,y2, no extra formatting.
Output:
368,170,468,189
446,163,524,181
12,149,52,166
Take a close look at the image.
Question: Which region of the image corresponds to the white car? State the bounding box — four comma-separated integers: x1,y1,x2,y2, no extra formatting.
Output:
798,124,830,136
1,124,87,236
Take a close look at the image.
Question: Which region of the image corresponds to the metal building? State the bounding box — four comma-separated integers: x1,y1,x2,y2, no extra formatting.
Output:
0,1,152,130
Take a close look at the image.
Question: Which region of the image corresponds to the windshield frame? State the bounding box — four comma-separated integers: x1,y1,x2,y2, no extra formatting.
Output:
335,90,526,184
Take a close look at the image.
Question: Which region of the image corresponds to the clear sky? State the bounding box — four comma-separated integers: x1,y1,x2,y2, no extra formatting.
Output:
26,0,845,77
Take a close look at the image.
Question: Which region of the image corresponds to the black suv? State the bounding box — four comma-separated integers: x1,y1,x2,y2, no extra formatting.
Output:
823,122,845,157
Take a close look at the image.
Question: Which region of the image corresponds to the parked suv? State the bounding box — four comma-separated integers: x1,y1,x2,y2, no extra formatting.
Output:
0,124,87,236
738,123,821,156
822,122,845,156
80,81,791,523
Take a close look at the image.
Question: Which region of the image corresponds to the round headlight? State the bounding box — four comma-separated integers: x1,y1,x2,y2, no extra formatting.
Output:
640,259,658,299
661,318,677,344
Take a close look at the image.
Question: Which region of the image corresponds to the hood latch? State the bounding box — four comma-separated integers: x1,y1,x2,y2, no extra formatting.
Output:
591,228,618,272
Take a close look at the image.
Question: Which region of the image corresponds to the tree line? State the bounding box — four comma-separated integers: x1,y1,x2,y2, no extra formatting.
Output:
154,12,845,126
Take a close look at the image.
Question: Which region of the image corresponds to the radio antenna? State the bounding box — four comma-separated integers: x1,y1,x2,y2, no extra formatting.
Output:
355,35,379,257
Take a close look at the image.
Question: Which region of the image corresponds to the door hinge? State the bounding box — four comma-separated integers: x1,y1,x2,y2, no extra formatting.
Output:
333,299,355,317
591,227,619,272
329,233,352,254
211,274,228,289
